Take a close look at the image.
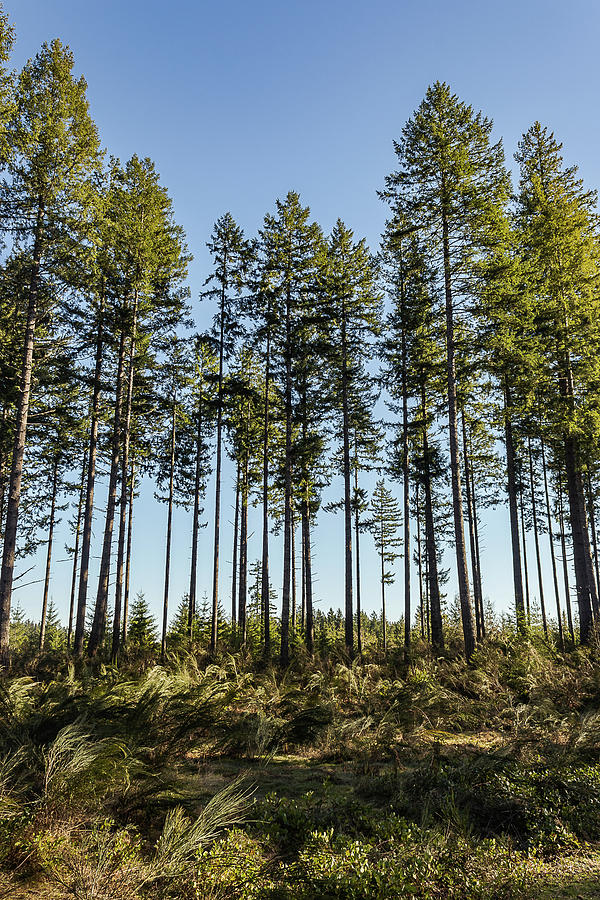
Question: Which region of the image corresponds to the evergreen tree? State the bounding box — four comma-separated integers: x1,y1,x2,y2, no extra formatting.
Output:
369,480,402,651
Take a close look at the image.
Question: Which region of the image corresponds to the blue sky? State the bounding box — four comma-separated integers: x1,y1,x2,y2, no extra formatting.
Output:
5,0,600,631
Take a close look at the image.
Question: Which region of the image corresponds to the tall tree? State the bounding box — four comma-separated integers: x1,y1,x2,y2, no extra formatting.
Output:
382,82,510,659
369,480,402,651
0,40,100,663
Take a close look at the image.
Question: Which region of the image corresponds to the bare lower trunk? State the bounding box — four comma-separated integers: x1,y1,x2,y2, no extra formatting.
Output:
302,494,314,654
210,288,226,655
416,484,425,639
238,459,248,646
462,413,481,642
421,383,443,648
354,444,362,655
504,391,525,631
261,326,271,656
341,302,353,655
161,399,176,663
88,325,127,657
380,538,387,652
231,462,240,629
67,449,88,649
291,506,297,634
441,209,475,659
587,472,600,600
541,440,564,650
0,204,44,665
39,456,59,650
470,456,485,638
564,435,594,642
519,484,531,624
74,305,104,656
189,398,203,640
280,290,292,667
528,438,548,636
558,478,575,642
122,460,135,644
112,296,138,663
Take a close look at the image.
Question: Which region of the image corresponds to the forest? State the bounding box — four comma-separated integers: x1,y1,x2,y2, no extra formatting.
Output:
1,3,600,899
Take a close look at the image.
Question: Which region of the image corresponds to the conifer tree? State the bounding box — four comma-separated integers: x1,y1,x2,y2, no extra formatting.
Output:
0,40,100,663
382,82,510,659
369,480,402,651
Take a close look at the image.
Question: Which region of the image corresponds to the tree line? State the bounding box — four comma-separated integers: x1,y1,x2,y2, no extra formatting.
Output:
0,5,599,667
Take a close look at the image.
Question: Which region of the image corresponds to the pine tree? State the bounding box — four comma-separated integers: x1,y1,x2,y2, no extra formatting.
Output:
369,480,402,651
382,82,510,659
128,592,158,652
0,40,100,663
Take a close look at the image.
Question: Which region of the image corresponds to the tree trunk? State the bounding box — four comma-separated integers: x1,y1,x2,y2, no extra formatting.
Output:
416,483,425,639
462,413,482,642
586,472,600,600
291,506,297,635
67,449,88,649
0,201,44,665
558,477,575,642
519,482,531,624
441,207,475,659
39,455,59,651
74,303,104,656
231,462,240,629
380,536,387,652
504,390,526,631
189,395,203,641
302,494,314,654
421,382,443,648
112,293,138,663
261,324,271,656
238,455,248,646
470,453,485,638
564,435,594,642
210,283,227,655
541,439,564,650
122,459,135,644
528,438,548,636
354,441,363,655
0,403,10,539
161,398,176,663
280,287,292,667
88,324,127,657
341,299,354,655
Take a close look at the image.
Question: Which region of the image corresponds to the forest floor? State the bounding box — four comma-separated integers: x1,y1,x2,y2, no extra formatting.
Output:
2,632,600,898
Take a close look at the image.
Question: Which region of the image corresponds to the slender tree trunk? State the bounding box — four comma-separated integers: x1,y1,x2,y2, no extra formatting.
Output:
586,472,600,600
0,403,10,539
0,202,44,665
238,456,248,646
402,370,410,652
416,483,425,639
161,398,176,664
302,493,314,654
210,284,227,655
541,439,564,650
301,510,306,634
380,536,387,652
291,505,297,634
112,294,138,663
470,451,485,638
231,462,240,629
189,396,203,640
519,482,531,624
564,435,595,642
462,413,482,642
74,304,104,656
341,301,354,654
421,382,443,648
504,390,526,631
441,207,475,659
261,324,271,656
528,438,548,636
67,449,88,649
122,459,135,644
39,455,59,651
354,441,363,655
88,324,127,657
280,287,293,667
558,478,575,642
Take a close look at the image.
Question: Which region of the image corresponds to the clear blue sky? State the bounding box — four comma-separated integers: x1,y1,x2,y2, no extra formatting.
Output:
5,0,600,630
